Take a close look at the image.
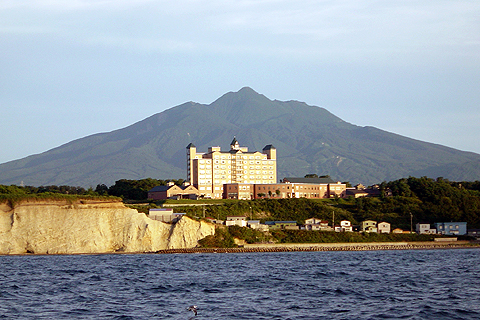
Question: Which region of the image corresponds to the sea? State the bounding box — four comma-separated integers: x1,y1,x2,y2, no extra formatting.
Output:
1,249,479,320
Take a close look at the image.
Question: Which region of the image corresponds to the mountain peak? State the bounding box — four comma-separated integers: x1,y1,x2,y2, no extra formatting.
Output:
237,86,258,94
1,88,480,187
213,87,268,104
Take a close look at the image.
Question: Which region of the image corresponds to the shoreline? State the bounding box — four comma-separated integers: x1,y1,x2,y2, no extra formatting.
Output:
3,241,478,256
156,241,479,254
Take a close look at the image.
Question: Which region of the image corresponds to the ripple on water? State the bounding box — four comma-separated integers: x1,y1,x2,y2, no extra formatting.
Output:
0,249,479,319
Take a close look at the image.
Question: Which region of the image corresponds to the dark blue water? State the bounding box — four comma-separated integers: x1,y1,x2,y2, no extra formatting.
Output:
1,249,479,319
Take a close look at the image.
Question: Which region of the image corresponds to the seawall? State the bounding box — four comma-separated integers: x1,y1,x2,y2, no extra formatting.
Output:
0,199,215,255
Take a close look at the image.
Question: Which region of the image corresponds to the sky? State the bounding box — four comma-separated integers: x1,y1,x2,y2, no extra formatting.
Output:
1,0,479,164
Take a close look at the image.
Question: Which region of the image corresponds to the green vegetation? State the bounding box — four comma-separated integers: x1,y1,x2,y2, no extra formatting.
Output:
0,184,120,207
271,230,435,243
198,228,236,248
100,178,185,201
2,176,480,247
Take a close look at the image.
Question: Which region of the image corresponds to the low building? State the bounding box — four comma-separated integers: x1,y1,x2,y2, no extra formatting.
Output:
225,216,247,227
434,222,467,236
377,222,391,233
392,228,404,234
282,177,347,198
304,218,331,231
148,182,199,200
223,183,255,200
360,220,377,233
265,221,298,230
467,229,480,239
247,220,269,231
254,183,294,199
205,217,224,225
416,223,436,234
340,220,353,232
345,189,370,198
148,209,185,223
305,218,323,225
345,184,386,198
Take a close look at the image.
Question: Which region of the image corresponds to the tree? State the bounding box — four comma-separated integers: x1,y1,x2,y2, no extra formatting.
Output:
95,184,109,195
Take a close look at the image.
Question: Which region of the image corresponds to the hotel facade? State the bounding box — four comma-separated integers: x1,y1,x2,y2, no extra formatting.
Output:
185,138,347,200
187,138,277,199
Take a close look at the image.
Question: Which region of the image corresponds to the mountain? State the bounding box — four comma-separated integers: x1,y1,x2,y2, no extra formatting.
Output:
1,87,480,187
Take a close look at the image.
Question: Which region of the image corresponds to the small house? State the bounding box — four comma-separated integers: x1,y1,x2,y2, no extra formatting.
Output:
416,223,436,234
225,216,247,227
148,182,200,200
360,220,377,233
340,220,353,232
377,222,391,233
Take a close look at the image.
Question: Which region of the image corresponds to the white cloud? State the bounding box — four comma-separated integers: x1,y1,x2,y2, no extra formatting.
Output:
2,0,478,62
0,0,154,11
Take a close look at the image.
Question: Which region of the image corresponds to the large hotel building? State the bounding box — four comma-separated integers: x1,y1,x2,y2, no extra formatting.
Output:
187,138,277,199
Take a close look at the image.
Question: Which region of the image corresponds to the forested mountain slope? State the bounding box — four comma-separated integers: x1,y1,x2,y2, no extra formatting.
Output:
1,87,479,187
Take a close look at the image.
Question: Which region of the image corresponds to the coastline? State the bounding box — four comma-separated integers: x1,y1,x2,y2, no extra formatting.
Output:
155,241,479,254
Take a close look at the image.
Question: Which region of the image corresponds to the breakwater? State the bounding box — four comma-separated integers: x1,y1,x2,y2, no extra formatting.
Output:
156,241,477,254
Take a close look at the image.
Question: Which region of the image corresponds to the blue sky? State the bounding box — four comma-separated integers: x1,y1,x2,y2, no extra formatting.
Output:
1,0,479,164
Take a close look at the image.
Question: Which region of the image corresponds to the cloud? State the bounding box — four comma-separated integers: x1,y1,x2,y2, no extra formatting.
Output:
0,0,154,11
1,0,479,62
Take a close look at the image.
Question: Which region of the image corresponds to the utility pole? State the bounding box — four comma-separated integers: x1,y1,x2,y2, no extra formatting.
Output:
410,212,413,234
332,211,335,230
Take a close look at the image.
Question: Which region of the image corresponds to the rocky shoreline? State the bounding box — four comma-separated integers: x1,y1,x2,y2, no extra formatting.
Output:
155,241,479,254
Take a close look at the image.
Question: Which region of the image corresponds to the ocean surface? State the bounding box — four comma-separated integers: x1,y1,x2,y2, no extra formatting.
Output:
1,249,480,319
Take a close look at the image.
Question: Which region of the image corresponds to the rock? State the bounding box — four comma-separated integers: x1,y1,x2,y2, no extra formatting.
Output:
0,199,215,255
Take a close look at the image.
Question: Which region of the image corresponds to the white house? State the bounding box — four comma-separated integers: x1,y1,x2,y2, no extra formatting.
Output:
360,220,377,233
416,223,436,234
377,222,391,233
340,220,353,232
305,218,323,225
226,216,247,227
305,219,331,231
247,220,269,231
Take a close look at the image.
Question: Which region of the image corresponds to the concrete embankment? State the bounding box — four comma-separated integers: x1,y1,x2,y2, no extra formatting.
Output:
155,241,478,254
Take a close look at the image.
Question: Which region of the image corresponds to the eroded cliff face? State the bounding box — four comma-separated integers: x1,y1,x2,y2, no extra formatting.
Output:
0,200,215,255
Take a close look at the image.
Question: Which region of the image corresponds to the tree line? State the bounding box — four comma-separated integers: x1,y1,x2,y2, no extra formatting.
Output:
1,176,479,228
0,178,184,200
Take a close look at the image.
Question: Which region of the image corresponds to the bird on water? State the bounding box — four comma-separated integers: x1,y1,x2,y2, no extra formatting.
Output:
187,305,198,316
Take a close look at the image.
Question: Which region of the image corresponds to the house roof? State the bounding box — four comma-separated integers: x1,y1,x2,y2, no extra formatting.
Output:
148,185,171,192
282,177,336,184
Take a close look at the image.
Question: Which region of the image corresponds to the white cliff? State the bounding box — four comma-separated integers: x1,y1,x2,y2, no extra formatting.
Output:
0,199,215,255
